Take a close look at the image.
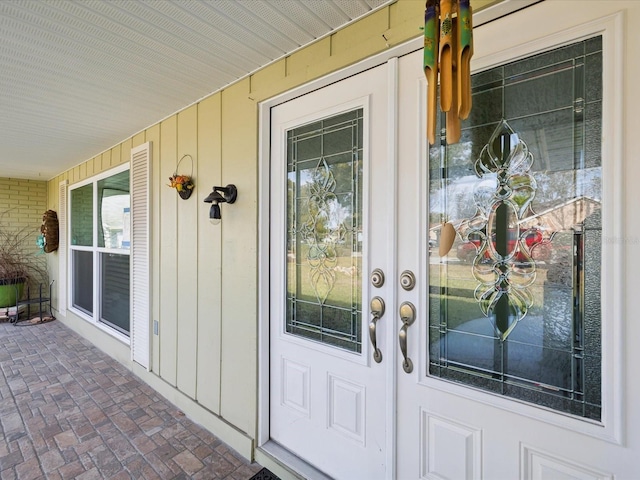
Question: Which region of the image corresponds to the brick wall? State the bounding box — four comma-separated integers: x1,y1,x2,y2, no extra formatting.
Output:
0,177,49,287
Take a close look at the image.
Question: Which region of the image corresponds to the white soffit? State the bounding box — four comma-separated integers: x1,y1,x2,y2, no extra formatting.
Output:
0,0,536,180
0,0,388,180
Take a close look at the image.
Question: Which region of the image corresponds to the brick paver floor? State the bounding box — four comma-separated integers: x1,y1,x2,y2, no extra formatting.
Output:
0,319,263,479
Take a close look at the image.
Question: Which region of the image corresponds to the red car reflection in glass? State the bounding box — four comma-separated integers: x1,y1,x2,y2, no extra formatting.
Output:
456,228,551,263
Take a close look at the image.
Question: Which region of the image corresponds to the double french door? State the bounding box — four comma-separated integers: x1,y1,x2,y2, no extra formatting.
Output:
268,2,631,478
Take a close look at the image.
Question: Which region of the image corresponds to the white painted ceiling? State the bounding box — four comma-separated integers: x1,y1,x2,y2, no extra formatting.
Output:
0,0,390,180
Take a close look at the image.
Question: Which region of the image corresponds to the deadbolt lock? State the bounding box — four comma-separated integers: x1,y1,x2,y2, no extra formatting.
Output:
371,268,385,288
400,270,416,291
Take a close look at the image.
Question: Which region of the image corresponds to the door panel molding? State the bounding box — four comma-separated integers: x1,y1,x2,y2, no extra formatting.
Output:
520,444,613,480
420,410,482,480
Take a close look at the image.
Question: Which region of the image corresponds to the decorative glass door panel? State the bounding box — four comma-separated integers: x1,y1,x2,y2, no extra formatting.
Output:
286,109,364,353
428,37,603,419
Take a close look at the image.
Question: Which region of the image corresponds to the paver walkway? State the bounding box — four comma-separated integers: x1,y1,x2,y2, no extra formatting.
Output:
0,319,263,479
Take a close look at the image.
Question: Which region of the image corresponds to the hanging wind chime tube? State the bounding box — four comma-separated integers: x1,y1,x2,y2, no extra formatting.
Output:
424,0,474,145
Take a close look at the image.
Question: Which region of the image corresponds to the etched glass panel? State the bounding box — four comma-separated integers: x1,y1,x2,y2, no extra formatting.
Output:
428,38,602,420
286,109,363,353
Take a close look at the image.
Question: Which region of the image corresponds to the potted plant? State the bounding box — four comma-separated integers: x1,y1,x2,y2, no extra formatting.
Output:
0,211,47,309
168,154,195,200
168,174,195,199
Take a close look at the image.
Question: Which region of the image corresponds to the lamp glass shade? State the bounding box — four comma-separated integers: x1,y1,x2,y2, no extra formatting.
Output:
209,203,221,225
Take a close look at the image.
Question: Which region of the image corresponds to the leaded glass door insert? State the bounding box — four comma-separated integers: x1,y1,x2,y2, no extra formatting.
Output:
428,37,603,420
286,109,363,353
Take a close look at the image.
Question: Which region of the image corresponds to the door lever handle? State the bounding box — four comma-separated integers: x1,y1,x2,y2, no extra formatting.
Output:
369,296,385,363
399,301,416,373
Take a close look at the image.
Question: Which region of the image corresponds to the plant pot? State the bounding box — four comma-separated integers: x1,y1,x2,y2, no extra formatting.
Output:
0,278,25,308
178,187,193,200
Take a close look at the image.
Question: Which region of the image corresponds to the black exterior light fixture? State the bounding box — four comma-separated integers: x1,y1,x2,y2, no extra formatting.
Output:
203,184,237,225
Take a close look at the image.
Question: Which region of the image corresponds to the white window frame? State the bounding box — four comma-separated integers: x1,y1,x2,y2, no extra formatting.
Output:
68,163,131,344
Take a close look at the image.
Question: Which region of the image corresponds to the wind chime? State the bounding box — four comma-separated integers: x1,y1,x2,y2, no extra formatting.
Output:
424,0,474,146
425,0,474,258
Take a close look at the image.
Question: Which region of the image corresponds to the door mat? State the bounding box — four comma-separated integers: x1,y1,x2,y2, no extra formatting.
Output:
249,467,281,480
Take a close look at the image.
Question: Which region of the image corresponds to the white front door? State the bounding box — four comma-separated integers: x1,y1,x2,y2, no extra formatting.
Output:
395,2,630,478
270,2,632,479
269,62,394,479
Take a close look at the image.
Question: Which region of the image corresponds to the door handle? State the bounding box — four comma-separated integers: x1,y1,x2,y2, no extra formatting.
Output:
399,301,416,373
369,296,385,363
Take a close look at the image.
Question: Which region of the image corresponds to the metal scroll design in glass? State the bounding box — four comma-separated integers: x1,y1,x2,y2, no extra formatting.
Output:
458,120,551,341
300,158,344,304
286,109,363,353
429,37,603,420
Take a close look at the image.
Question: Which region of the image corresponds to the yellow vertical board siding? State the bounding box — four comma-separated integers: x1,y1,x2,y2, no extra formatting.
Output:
159,115,179,386
249,60,290,102
73,166,81,184
331,7,390,54
86,159,94,178
387,0,427,46
96,151,104,171
389,0,422,25
146,123,161,373
286,38,331,78
176,105,199,399
132,131,146,149
100,151,110,174
249,3,412,103
111,144,121,168
120,138,132,167
220,78,257,433
102,151,109,171
473,0,505,10
47,176,57,209
196,94,222,414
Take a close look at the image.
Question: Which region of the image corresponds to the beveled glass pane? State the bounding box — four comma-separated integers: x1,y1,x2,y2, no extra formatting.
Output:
428,37,602,420
70,184,93,246
286,108,363,353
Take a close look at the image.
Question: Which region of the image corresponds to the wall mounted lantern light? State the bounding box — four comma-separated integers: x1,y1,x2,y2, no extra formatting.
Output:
203,184,237,224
